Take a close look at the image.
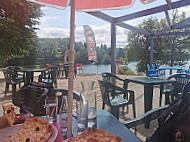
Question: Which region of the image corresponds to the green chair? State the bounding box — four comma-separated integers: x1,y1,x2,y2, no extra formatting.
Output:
160,73,190,106
124,105,169,134
3,70,24,96
101,72,128,89
98,80,136,119
38,67,58,88
101,72,128,109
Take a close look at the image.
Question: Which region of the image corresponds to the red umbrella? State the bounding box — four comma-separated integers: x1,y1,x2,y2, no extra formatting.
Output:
28,0,157,138
31,0,136,10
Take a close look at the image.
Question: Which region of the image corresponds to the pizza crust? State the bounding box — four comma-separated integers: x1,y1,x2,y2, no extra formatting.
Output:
67,128,123,142
4,117,53,142
2,104,15,126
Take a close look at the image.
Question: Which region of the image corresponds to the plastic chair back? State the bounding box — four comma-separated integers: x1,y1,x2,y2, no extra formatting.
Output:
167,73,190,93
76,64,82,71
147,64,151,71
152,64,156,70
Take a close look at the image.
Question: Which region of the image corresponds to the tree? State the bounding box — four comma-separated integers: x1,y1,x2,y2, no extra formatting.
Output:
0,0,42,60
37,39,62,64
126,17,159,72
75,46,88,64
102,54,111,64
157,11,190,67
126,11,190,73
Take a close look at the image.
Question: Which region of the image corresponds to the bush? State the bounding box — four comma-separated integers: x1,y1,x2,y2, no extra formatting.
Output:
118,66,136,75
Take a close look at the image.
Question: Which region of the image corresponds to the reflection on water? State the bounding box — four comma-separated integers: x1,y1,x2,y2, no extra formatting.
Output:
79,62,137,74
79,60,190,75
81,64,111,74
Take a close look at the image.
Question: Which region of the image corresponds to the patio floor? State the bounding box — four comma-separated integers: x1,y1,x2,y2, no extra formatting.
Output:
0,73,162,141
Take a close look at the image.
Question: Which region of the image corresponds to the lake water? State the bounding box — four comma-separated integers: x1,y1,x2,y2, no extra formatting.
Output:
79,62,137,74
79,60,190,75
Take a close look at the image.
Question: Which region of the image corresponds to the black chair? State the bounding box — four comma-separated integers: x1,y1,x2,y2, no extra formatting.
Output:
101,72,128,89
98,80,136,119
101,72,128,108
123,105,169,134
160,73,190,106
3,70,24,96
5,66,25,85
38,67,58,88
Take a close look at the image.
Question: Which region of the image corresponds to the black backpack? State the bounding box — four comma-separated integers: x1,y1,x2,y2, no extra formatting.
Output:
148,82,190,142
13,82,54,116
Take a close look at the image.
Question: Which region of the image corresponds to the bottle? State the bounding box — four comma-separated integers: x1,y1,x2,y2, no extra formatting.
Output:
59,95,68,138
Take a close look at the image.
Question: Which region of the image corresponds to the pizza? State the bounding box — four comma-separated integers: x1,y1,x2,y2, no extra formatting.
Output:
4,117,53,142
2,104,15,126
67,128,123,142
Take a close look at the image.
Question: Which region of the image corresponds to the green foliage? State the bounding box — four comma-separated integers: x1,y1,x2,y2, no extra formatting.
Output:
119,66,136,75
75,46,88,64
0,0,42,60
126,11,190,73
102,54,111,64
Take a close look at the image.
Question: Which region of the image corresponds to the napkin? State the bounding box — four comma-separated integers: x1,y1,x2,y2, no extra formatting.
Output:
53,122,64,142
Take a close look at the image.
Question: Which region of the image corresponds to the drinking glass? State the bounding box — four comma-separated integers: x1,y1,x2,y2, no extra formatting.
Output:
45,97,58,124
76,100,88,135
81,80,97,128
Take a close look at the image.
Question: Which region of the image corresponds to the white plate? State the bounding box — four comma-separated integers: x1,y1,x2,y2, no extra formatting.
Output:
0,124,58,142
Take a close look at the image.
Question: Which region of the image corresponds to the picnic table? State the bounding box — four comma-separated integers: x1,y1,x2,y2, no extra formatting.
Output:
125,77,176,128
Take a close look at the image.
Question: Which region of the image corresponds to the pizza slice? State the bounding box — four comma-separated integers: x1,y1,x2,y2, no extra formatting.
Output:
2,104,15,126
4,117,53,142
68,128,123,142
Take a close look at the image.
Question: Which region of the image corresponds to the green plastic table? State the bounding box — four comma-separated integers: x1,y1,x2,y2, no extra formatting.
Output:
20,69,46,84
125,77,176,128
56,110,142,142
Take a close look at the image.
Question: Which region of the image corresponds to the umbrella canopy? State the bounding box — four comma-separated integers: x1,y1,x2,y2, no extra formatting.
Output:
30,0,156,10
27,0,157,138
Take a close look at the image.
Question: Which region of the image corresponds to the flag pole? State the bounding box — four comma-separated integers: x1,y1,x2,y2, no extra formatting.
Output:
67,0,75,138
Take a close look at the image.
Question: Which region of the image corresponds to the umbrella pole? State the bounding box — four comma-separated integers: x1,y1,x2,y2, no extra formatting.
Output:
67,0,75,138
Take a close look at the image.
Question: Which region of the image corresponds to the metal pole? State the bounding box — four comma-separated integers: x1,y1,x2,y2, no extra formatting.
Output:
67,0,75,138
111,22,116,74
96,62,98,74
150,37,154,68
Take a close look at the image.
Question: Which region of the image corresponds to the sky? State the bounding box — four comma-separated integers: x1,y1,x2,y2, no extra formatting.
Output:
35,0,190,48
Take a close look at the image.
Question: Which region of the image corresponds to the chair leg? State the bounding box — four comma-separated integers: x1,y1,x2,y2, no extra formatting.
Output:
132,103,136,118
165,92,170,105
5,83,9,96
62,71,63,77
111,106,119,119
102,102,105,110
54,80,57,88
12,84,16,96
122,106,125,115
159,93,162,106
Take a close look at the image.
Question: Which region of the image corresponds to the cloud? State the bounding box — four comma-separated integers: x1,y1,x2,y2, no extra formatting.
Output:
37,27,69,38
41,7,48,11
177,6,190,17
37,24,129,48
36,16,57,28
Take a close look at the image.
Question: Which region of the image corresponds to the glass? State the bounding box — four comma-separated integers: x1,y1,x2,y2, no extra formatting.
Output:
45,97,57,124
59,95,68,138
76,100,88,135
81,80,97,128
